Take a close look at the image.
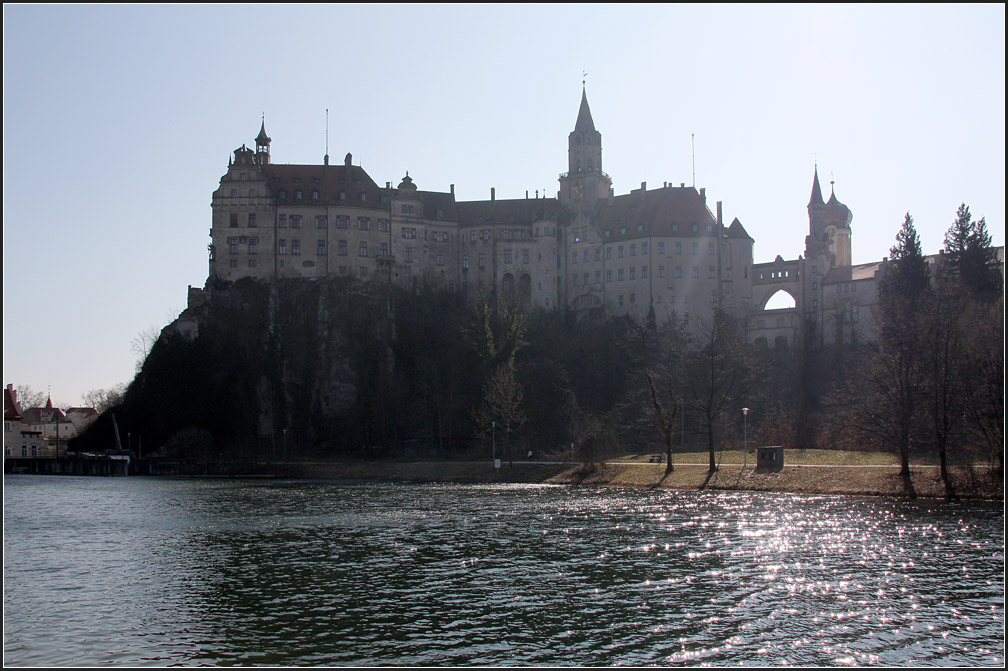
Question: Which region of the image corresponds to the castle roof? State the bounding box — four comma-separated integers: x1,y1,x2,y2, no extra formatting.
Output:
4,387,21,422
456,197,564,228
260,163,387,210
726,217,753,240
415,190,461,223
574,87,596,133
594,186,715,239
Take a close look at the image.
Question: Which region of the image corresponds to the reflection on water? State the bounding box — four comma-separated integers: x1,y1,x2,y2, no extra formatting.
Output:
3,476,1004,666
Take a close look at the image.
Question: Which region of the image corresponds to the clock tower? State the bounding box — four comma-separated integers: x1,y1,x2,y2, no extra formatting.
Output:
559,86,611,214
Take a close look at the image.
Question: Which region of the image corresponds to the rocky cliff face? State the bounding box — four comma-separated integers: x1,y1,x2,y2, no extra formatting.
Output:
74,277,413,458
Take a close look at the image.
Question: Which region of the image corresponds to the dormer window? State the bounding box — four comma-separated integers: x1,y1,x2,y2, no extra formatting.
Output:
340,191,347,201
312,190,320,202
620,226,627,235
240,172,248,181
295,190,303,201
359,193,367,204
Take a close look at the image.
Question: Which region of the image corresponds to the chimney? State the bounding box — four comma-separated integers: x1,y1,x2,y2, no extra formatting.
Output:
608,187,614,206
700,187,705,201
526,190,529,199
324,154,329,166
450,184,455,197
663,181,667,188
491,187,496,201
386,182,391,189
641,181,646,192
716,201,723,227
680,182,685,188
344,152,352,167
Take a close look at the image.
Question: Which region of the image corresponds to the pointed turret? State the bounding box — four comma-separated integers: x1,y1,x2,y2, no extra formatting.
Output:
255,118,271,165
808,166,824,207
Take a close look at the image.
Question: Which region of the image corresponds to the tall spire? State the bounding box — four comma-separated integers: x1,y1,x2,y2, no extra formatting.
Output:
574,85,596,133
808,164,824,207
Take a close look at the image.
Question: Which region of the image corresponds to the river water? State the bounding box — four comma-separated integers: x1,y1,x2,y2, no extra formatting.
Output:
3,475,1003,666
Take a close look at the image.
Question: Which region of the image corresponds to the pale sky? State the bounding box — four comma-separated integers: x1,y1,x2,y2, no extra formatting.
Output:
3,4,1005,407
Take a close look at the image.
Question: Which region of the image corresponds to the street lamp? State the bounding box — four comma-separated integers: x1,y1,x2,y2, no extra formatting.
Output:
742,408,749,471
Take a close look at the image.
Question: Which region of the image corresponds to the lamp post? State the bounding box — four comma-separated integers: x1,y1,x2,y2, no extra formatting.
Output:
742,408,749,471
492,421,496,468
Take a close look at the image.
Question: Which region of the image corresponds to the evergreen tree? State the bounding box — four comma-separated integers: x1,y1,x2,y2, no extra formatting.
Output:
873,213,931,498
942,203,1002,303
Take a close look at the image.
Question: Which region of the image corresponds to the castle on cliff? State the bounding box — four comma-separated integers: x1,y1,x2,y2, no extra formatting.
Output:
206,87,884,348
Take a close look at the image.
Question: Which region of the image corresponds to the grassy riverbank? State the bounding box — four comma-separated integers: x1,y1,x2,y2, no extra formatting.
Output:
263,449,1002,501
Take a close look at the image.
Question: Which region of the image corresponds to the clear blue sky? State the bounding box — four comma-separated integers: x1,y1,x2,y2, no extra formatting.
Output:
3,4,1005,407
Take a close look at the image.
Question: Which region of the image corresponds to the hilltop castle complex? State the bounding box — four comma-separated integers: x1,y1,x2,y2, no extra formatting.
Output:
206,88,887,348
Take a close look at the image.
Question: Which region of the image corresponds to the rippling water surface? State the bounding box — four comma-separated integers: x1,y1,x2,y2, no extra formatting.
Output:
3,476,1003,666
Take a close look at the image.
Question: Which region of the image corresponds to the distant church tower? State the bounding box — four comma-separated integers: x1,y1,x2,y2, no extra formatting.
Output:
559,86,612,214
255,118,271,166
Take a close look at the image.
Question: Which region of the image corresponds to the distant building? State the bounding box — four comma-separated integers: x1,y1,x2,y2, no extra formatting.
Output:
4,384,47,458
203,89,1003,348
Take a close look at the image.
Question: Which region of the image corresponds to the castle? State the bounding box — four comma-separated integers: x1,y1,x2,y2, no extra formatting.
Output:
207,87,882,348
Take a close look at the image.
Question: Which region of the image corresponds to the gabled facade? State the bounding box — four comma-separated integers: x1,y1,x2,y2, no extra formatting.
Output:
3,384,47,458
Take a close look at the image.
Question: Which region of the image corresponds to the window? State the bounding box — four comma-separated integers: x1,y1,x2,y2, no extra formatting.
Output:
337,216,349,229
692,266,699,278
522,250,529,264
403,228,416,239
812,281,818,290
675,266,683,278
672,223,679,232
338,240,348,256
359,242,368,257
595,270,601,284
606,247,613,260
228,237,238,254
606,269,613,282
316,215,327,229
620,226,627,235
312,190,320,202
657,242,664,254
478,253,486,268
571,252,578,265
248,213,257,228
248,238,258,254
618,269,625,281
629,267,636,280
658,265,665,278
359,266,367,277
249,188,256,198
470,231,477,242
708,266,715,278
436,250,444,266
229,259,238,268
691,242,698,255
290,215,302,229
504,249,512,263
595,248,601,261
463,255,470,269
401,203,415,215
405,247,413,262
380,243,389,257
583,272,589,285
279,239,287,255
573,274,580,287
642,242,649,254
278,189,287,201
630,244,636,257
692,223,698,232
359,193,366,204
675,242,682,254
379,219,390,232
340,191,347,201
642,266,648,278
231,188,238,198
279,214,287,228
358,217,370,231
295,190,303,201
708,242,715,255
229,213,238,228
292,240,301,255
318,240,327,255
